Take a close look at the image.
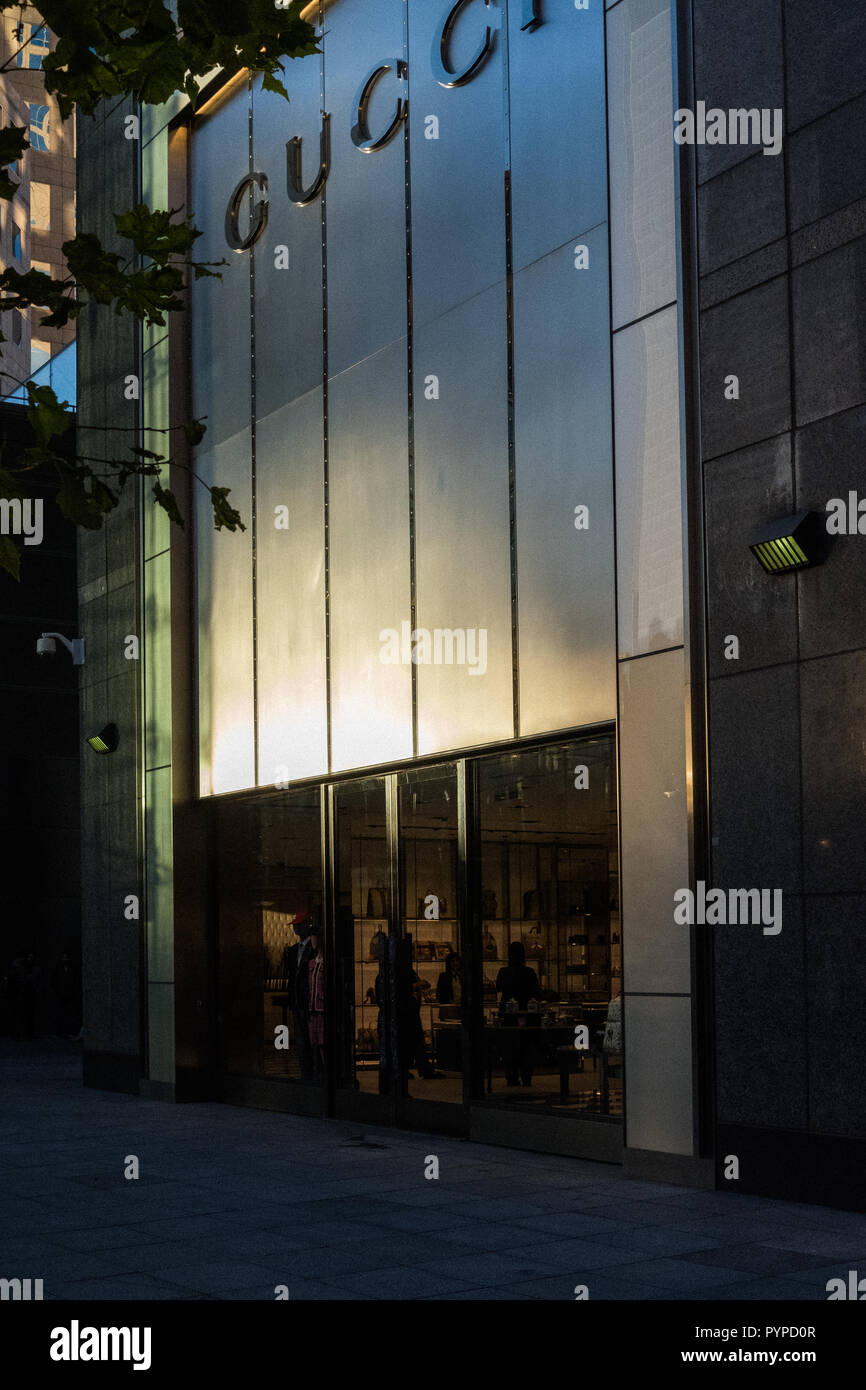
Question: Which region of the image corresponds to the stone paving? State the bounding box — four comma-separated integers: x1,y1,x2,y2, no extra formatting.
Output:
1,1040,864,1301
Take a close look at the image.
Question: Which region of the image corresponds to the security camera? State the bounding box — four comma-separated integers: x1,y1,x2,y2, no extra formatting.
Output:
36,631,85,665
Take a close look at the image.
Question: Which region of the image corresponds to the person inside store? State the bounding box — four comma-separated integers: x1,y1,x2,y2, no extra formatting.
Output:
283,913,316,1082
495,939,540,1087
307,929,326,1081
436,951,462,1006
392,936,443,1085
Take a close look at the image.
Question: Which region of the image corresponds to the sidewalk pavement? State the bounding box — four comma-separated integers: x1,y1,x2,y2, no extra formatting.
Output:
1,1039,863,1302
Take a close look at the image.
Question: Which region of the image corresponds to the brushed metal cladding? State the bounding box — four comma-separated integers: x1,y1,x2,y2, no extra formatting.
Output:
408,0,507,327
514,230,617,734
414,282,513,755
506,0,607,271
613,305,684,658
196,427,255,796
191,89,252,450
606,0,677,329
328,340,413,772
252,64,325,417
326,0,408,378
256,389,328,785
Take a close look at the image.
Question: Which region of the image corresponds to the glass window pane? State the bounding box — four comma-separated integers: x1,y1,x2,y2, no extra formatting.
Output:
399,766,460,1101
476,736,621,1119
218,789,323,1083
28,103,49,151
334,779,390,1095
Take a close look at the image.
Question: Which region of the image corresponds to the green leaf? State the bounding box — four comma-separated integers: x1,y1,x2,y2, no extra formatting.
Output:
152,480,185,529
114,204,201,260
183,418,207,448
0,466,24,499
261,69,289,102
210,485,246,533
0,534,21,582
0,125,29,200
0,125,29,166
25,385,74,448
56,474,118,529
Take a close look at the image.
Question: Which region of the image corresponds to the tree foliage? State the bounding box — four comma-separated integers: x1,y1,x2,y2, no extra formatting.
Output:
0,0,319,579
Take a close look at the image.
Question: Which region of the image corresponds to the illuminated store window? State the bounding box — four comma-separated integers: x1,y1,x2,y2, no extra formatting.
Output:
477,736,621,1118
30,182,50,229
334,779,389,1097
217,788,324,1084
28,103,49,152
398,766,460,1103
17,24,49,69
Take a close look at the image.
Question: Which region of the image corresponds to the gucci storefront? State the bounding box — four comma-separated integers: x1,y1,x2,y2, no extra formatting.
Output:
133,0,706,1176
215,734,621,1157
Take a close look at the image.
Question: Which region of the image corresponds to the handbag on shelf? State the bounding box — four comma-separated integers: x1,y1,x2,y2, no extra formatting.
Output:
483,930,498,960
366,886,387,919
481,889,498,918
523,889,546,921
368,929,387,961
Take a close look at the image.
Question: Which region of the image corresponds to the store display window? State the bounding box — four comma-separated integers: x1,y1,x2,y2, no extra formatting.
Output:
476,736,621,1117
217,788,323,1083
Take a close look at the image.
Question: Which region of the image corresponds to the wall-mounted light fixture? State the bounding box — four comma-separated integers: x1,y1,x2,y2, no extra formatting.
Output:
750,511,824,574
86,724,119,754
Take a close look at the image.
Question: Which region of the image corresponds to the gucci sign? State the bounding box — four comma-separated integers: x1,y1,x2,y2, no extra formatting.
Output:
224,0,587,250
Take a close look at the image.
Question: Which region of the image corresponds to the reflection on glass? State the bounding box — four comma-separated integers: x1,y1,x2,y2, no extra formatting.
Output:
217,788,323,1082
399,766,460,1103
477,736,622,1118
334,780,390,1095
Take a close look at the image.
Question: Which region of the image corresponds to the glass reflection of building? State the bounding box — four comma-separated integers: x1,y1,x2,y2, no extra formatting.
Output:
133,0,698,1169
